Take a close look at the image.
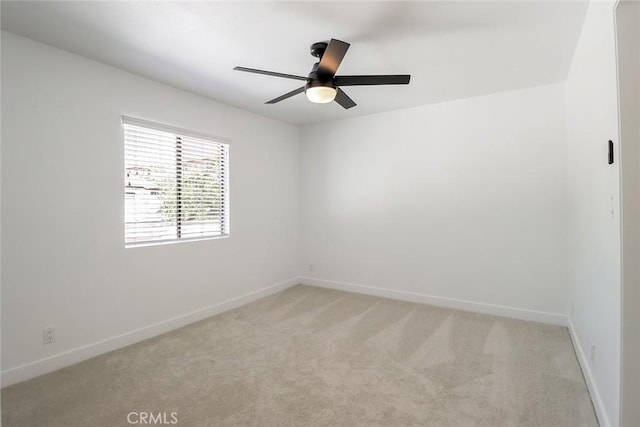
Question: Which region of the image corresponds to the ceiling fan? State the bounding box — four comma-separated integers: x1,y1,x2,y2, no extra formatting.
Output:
234,38,410,109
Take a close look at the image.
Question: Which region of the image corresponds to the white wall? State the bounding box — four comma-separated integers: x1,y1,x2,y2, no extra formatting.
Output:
1,32,300,385
617,1,640,425
300,84,568,322
565,2,621,426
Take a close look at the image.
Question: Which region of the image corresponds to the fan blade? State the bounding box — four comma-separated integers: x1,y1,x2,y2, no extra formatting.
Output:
334,88,356,110
334,75,411,86
265,86,305,104
317,39,350,77
234,66,308,81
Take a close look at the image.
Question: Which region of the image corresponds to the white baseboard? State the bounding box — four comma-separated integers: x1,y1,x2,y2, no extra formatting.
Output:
1,277,300,388
300,277,568,326
568,318,611,427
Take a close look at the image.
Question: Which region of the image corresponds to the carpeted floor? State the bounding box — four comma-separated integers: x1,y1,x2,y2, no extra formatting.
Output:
2,285,597,426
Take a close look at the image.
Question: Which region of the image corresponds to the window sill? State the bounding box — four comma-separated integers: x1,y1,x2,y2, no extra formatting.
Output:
125,234,229,249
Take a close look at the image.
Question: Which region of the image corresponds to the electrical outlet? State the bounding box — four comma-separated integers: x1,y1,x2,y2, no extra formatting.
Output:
43,327,56,344
590,342,596,362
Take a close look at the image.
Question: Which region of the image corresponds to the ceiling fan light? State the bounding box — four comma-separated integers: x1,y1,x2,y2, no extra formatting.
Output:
306,86,337,104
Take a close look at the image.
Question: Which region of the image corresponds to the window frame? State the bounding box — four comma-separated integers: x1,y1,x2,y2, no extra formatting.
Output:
122,116,230,248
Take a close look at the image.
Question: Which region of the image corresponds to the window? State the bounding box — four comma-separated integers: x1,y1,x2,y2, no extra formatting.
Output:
123,117,229,247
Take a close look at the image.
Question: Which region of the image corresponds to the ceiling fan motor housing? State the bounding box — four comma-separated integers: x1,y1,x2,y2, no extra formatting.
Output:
305,78,335,91
307,62,335,89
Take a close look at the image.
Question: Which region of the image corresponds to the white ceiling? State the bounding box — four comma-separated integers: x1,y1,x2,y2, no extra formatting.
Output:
1,1,588,125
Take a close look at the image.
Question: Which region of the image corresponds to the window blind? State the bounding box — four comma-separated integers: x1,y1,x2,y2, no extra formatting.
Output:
123,118,229,247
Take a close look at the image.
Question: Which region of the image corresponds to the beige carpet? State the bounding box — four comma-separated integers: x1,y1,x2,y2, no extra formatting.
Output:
2,285,597,426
